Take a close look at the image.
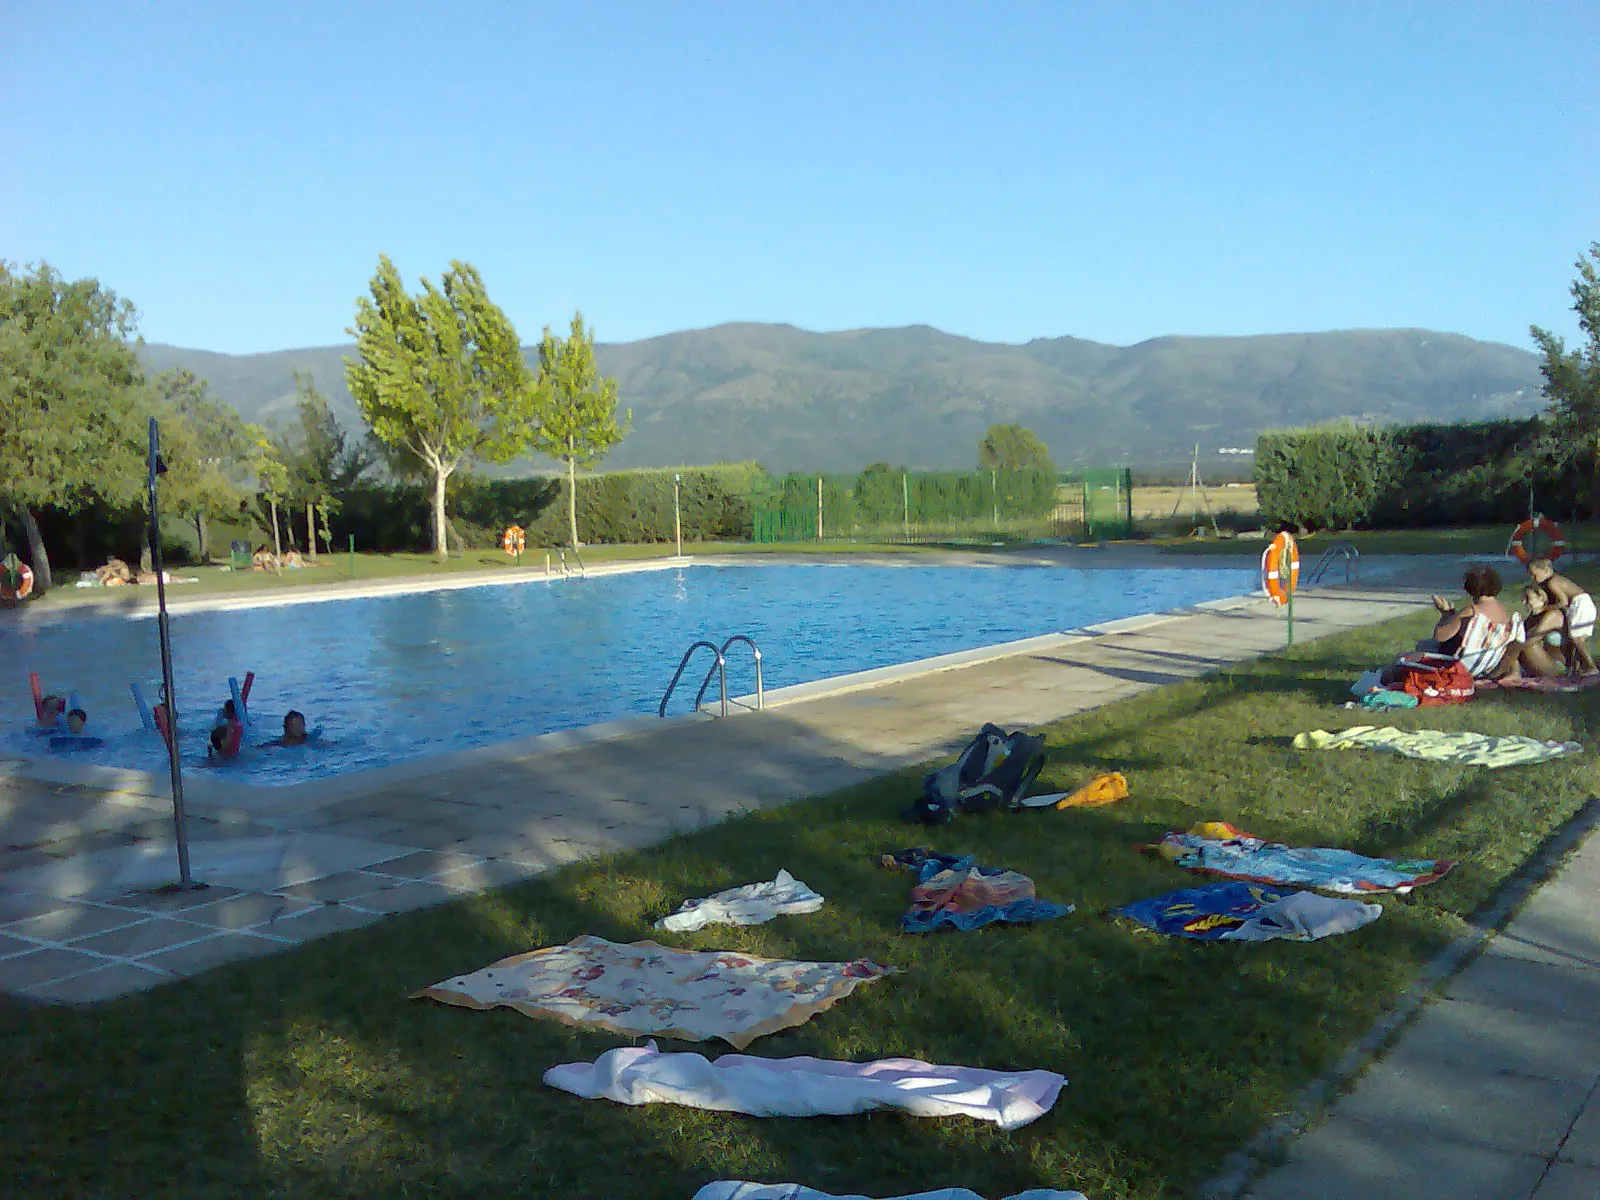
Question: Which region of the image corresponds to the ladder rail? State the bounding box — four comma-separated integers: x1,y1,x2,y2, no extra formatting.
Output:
659,640,724,717
1305,541,1360,586
691,634,765,716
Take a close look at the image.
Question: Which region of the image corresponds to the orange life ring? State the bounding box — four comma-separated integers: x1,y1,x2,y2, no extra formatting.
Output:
1507,515,1567,564
1261,531,1299,607
501,525,526,555
0,562,34,601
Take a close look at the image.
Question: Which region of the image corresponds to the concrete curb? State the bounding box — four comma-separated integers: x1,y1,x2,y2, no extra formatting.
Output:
1197,794,1600,1200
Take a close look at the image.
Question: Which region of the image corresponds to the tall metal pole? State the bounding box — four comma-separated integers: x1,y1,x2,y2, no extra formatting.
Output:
673,473,682,558
147,418,195,888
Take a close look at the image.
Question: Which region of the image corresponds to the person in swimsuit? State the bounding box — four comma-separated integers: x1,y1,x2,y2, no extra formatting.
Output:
1528,559,1598,675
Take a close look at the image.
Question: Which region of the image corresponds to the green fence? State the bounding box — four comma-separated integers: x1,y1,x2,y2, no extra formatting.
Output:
751,468,1098,544
1079,467,1134,540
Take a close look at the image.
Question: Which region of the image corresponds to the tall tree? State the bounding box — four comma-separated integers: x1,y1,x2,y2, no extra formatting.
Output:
1531,242,1600,518
275,371,372,557
0,261,146,593
151,368,259,562
977,423,1053,472
535,312,631,549
345,255,542,561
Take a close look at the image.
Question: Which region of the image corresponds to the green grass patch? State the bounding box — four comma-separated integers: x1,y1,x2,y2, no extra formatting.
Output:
1153,523,1600,558
5,608,1599,1199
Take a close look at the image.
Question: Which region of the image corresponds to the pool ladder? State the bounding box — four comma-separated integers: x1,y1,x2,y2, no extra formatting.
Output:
660,635,765,718
1304,541,1359,585
556,547,587,579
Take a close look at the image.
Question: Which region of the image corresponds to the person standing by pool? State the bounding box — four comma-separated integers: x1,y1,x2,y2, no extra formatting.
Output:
1527,559,1598,675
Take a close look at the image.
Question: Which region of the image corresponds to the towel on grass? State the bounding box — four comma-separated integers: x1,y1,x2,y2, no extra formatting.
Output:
655,869,824,932
1117,882,1382,942
547,1040,1066,1131
880,848,1073,933
1014,771,1129,810
415,935,895,1050
1148,821,1455,894
1293,725,1582,767
694,1184,1088,1200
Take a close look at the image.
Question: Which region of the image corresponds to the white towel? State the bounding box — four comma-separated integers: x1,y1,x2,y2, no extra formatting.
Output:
656,869,824,932
545,1041,1066,1131
1223,891,1382,942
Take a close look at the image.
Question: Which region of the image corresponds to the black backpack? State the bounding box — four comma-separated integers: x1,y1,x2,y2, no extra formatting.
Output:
901,724,1049,825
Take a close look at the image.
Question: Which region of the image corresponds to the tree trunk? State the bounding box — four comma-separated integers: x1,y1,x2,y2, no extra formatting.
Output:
567,448,579,550
306,502,317,561
432,467,449,562
14,503,52,594
194,512,210,563
269,498,282,559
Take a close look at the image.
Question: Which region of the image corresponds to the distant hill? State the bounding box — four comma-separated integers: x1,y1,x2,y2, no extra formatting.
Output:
138,323,1545,474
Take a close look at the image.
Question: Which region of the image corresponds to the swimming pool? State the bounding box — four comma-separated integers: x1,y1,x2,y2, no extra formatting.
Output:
1,563,1255,786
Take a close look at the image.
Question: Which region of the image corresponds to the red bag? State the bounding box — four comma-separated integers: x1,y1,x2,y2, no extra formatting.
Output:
1397,655,1476,705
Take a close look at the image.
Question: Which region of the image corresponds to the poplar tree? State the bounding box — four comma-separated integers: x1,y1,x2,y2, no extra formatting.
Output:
535,312,630,549
1531,243,1600,518
345,256,541,560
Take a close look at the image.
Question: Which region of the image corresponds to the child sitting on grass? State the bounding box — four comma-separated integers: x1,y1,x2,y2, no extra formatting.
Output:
1528,558,1597,675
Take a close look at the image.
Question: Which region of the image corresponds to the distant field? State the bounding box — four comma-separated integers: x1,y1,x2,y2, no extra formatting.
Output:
1130,484,1258,520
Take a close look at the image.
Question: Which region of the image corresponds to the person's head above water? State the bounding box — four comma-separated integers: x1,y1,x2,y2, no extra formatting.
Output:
36,695,65,725
66,708,87,735
221,699,237,720
282,710,307,745
1462,566,1504,600
1528,558,1557,583
209,723,230,756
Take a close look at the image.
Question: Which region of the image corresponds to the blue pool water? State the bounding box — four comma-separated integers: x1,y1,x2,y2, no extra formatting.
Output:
1,563,1254,786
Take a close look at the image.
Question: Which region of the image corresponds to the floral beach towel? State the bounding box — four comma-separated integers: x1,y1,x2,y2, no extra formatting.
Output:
414,935,896,1050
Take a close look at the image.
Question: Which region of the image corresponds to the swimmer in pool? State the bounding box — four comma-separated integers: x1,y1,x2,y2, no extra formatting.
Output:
263,710,310,747
35,695,65,729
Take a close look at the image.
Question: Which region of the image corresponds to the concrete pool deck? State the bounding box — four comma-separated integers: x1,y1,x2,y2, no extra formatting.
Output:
0,573,1446,1005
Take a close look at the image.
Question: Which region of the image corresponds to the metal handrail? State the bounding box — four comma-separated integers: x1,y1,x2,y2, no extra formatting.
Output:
692,635,765,716
569,546,587,577
1305,541,1360,585
659,640,723,717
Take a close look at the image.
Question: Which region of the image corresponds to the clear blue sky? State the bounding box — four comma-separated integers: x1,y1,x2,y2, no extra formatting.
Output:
3,2,1596,355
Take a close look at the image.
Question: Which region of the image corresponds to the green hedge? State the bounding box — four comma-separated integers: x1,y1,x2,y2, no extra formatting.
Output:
1256,418,1568,530
333,463,764,552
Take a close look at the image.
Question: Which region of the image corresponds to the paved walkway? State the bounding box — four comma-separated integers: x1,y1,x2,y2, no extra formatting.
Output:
0,580,1435,1006
1243,826,1600,1200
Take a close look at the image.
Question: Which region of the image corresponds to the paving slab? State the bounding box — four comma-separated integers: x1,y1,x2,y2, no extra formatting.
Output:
1388,997,1600,1084
1243,1115,1549,1200
4,902,144,943
69,918,217,959
1556,1093,1600,1168
102,884,242,913
1445,946,1600,1025
267,903,382,941
20,961,171,1004
1328,1053,1592,1157
273,870,396,903
139,931,287,976
177,892,318,931
345,880,460,915
0,947,106,990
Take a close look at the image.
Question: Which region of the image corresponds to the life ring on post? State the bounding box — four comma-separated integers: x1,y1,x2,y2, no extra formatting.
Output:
1507,515,1567,564
502,525,526,555
0,562,34,601
1261,531,1300,607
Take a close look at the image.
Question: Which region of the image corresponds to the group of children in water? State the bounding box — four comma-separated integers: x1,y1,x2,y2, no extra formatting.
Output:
31,687,315,762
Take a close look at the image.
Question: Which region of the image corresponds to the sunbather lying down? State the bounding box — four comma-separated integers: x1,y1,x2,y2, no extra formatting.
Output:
1381,566,1525,685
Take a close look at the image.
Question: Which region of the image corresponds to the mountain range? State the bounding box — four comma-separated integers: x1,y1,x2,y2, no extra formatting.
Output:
138,323,1546,474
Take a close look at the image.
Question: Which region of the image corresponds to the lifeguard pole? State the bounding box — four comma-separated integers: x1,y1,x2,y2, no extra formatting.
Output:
147,418,195,888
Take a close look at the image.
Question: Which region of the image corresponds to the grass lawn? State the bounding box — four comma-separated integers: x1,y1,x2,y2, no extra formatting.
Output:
1153,523,1598,559
6,605,1600,1199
